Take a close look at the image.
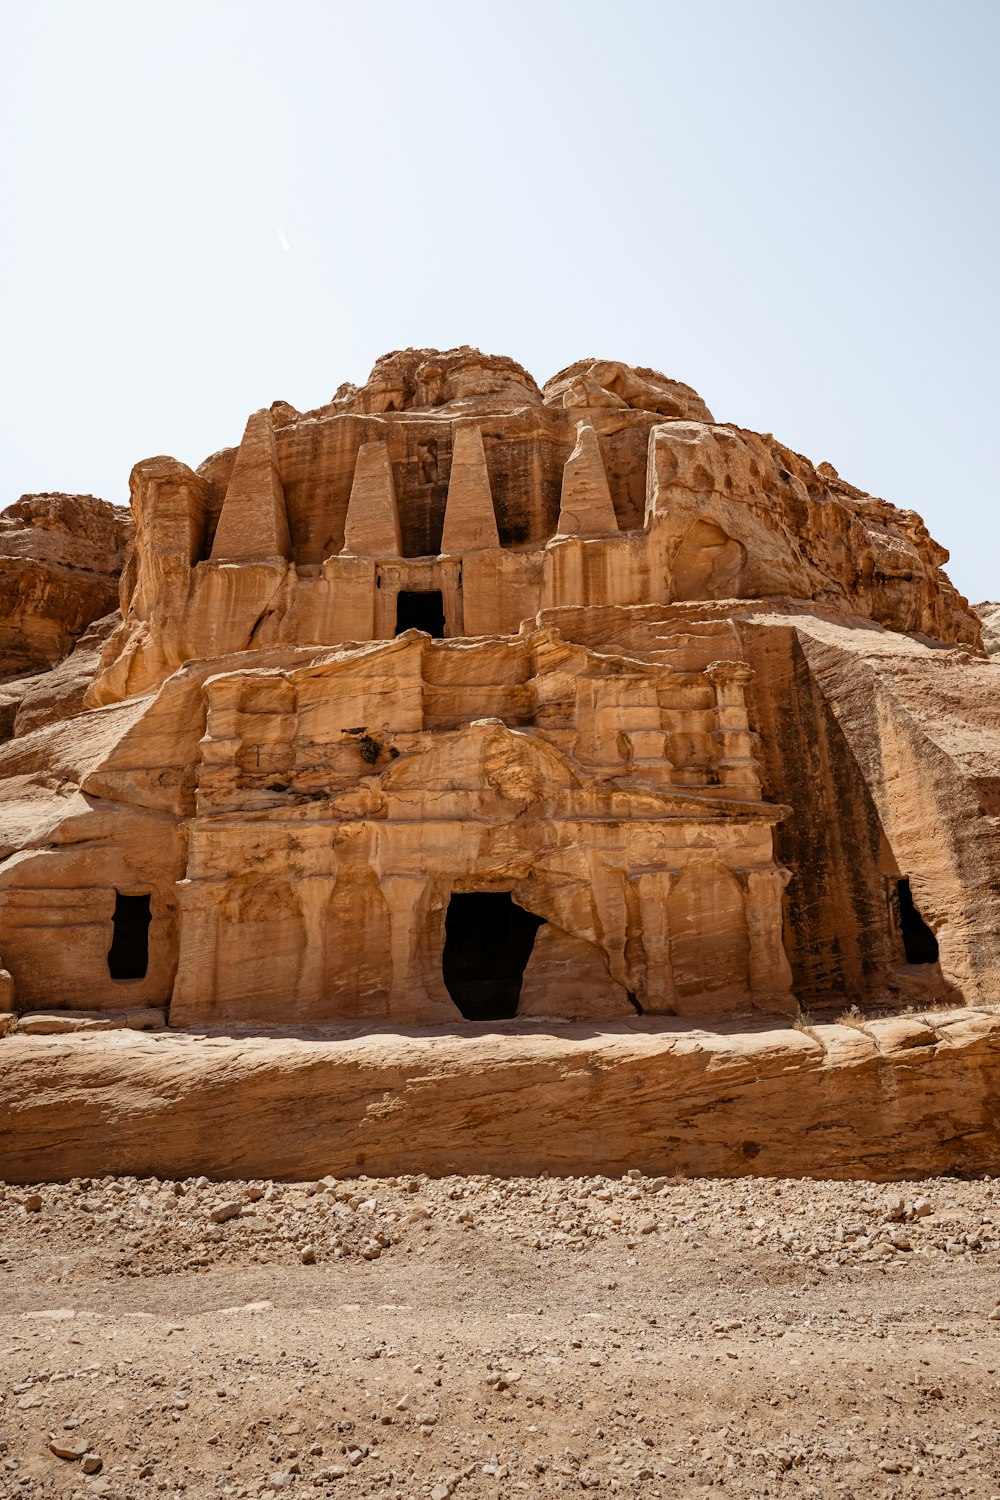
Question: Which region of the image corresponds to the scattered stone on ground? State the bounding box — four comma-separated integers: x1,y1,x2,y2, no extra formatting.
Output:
2,1170,1000,1496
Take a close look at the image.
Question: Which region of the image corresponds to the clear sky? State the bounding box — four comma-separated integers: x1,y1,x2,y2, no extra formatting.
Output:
2,0,997,602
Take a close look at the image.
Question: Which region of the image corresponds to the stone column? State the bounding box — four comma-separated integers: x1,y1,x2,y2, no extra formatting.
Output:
296,876,336,1010
706,660,759,796
381,873,442,1021
629,869,681,1013
169,879,223,1025
735,867,794,1004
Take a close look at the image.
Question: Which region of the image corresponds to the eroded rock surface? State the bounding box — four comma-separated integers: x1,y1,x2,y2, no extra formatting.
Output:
975,600,1000,655
0,348,993,1056
0,494,131,680
2,1009,998,1183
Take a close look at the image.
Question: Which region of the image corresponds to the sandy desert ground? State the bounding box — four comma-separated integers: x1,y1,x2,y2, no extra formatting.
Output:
2,1170,1000,1499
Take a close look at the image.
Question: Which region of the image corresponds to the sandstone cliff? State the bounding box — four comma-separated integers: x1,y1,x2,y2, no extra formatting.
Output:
975,601,1000,656
0,350,992,1042
0,493,131,682
87,352,977,707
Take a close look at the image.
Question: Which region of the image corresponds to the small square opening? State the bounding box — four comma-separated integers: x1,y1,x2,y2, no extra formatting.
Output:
395,589,445,638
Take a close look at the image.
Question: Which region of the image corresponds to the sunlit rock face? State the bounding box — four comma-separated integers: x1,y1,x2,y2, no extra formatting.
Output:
975,601,1000,656
0,493,131,680
0,348,995,1031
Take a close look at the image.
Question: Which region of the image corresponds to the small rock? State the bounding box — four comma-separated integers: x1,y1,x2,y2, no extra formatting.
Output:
432,1484,451,1500
300,1245,317,1264
24,1193,43,1213
209,1200,242,1224
48,1439,89,1461
81,1454,103,1475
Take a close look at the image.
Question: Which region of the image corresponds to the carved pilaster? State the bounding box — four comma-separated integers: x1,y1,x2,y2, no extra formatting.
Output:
296,876,336,1007
170,879,223,1022
380,873,432,1014
734,867,794,1001
629,868,681,1013
706,659,759,796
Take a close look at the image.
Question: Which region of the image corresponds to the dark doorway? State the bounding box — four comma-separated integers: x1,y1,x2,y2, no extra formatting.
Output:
396,589,445,638
442,893,544,1021
896,879,939,964
107,892,151,980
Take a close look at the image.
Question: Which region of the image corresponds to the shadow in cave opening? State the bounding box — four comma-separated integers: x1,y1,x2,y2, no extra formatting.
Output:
897,878,939,965
442,892,545,1021
396,589,445,638
107,891,151,981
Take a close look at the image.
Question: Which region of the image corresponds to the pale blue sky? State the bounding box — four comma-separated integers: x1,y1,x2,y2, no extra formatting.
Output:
2,0,997,602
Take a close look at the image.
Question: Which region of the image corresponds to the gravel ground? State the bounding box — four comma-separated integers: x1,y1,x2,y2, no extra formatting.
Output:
2,1171,1000,1499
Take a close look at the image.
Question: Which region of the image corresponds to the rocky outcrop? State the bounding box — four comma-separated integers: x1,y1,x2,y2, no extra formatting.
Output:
0,494,131,681
1,1009,997,1183
0,612,121,739
85,353,978,708
543,358,714,421
975,601,1000,656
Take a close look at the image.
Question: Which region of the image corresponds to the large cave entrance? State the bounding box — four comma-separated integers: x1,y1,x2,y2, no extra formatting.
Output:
442,892,545,1021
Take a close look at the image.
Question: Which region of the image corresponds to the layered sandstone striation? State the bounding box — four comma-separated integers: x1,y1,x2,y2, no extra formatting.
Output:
0,494,131,680
2,1009,999,1183
0,346,994,1068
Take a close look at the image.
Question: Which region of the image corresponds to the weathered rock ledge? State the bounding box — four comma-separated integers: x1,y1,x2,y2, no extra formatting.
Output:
2,1011,997,1184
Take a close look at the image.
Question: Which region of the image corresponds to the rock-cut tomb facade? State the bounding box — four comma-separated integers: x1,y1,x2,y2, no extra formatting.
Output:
1,347,998,1030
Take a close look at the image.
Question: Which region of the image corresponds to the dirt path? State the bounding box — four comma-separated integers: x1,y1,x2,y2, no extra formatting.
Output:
2,1171,999,1498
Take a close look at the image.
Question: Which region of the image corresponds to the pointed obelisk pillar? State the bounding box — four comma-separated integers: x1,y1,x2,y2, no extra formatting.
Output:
210,409,291,562
341,440,403,556
555,421,619,537
440,425,500,553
